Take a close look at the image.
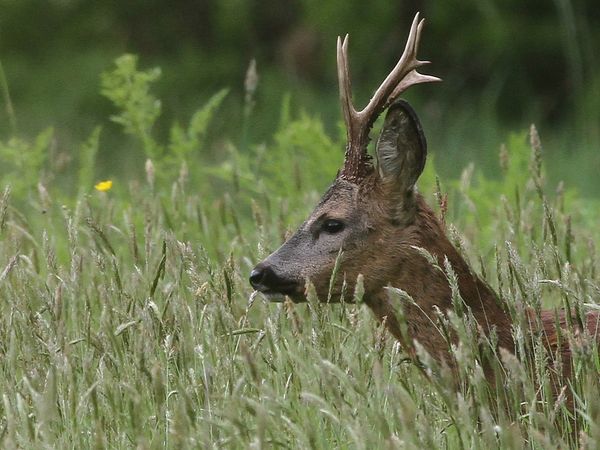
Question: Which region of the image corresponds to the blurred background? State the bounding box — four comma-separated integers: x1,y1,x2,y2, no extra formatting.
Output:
1,0,599,194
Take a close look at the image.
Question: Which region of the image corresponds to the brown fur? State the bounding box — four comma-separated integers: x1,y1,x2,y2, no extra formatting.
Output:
360,194,515,360
357,188,600,409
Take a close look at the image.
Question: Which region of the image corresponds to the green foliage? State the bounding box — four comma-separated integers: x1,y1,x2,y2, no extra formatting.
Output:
0,59,16,134
168,88,229,161
101,54,162,158
0,127,53,199
77,126,102,193
441,128,600,264
249,108,342,200
1,52,600,448
450,130,538,247
100,56,230,188
203,97,343,214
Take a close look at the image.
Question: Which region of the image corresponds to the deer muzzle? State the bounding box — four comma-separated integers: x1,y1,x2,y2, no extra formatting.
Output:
249,261,301,301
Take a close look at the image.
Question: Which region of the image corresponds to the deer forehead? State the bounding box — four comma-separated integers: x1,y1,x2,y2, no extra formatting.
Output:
308,180,363,219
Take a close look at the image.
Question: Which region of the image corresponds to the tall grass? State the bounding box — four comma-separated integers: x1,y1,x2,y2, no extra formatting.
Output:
0,54,599,449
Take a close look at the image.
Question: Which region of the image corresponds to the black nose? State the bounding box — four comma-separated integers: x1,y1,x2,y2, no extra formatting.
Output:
249,264,276,291
249,263,297,294
249,267,266,289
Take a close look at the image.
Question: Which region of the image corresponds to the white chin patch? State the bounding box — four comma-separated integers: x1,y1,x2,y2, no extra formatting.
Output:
261,292,286,302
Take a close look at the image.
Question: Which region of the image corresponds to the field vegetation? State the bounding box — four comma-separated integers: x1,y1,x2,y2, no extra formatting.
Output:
0,49,600,448
2,2,600,448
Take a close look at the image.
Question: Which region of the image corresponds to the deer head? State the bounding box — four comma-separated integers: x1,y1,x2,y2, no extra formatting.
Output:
250,13,441,304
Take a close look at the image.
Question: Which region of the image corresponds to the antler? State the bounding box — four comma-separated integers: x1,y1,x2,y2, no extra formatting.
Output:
337,13,440,181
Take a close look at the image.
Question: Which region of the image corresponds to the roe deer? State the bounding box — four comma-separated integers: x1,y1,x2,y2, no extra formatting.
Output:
249,13,599,398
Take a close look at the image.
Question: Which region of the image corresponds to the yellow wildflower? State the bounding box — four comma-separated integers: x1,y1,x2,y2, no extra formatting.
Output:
94,180,113,192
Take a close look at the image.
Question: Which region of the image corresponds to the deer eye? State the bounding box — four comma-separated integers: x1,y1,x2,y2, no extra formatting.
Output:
322,219,344,234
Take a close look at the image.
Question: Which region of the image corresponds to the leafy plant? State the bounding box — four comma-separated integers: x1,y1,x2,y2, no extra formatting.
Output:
101,54,162,159
168,88,229,162
0,127,53,200
77,126,102,193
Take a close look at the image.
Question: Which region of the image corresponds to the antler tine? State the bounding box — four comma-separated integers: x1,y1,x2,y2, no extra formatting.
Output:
389,17,441,100
359,13,432,125
337,34,355,141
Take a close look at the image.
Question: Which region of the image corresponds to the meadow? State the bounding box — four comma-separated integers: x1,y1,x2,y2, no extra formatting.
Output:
1,53,600,449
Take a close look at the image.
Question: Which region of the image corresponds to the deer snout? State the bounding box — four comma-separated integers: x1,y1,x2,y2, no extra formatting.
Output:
249,264,270,290
249,262,299,297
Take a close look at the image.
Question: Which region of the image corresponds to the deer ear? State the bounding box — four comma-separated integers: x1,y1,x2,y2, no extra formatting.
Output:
375,100,427,192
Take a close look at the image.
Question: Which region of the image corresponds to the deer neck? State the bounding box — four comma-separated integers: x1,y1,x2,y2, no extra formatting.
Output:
364,195,514,362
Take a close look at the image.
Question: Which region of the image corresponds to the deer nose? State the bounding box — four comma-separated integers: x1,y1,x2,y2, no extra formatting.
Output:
249,267,264,289
249,264,275,291
249,262,297,294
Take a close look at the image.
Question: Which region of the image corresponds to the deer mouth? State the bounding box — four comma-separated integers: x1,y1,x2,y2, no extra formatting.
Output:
255,284,304,302
249,265,302,301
